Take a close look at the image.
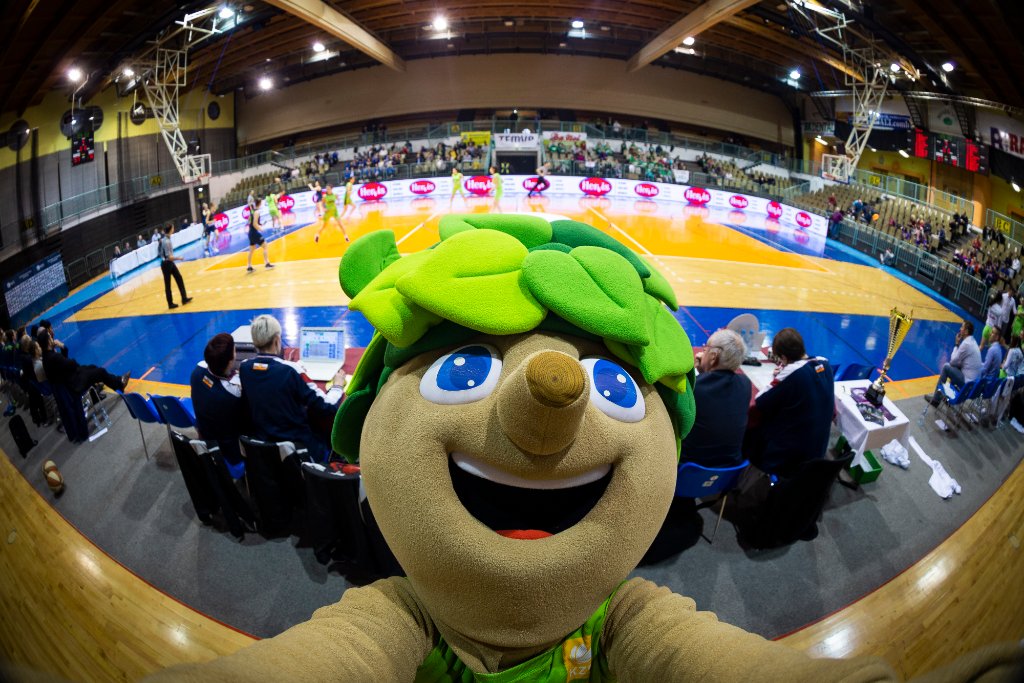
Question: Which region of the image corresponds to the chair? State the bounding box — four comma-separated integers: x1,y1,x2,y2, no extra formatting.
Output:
738,450,855,549
927,379,980,433
970,376,1005,427
674,460,749,543
239,436,313,537
300,461,372,566
119,392,163,460
50,383,91,444
149,395,197,431
835,363,874,381
993,376,1016,426
190,439,258,540
725,314,766,359
169,431,219,526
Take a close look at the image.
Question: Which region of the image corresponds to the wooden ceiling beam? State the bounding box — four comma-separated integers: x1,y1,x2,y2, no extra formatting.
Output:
723,16,862,83
263,0,405,71
626,0,760,72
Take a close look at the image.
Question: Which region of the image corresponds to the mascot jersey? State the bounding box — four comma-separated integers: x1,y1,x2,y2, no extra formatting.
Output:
146,213,1023,683
415,592,614,683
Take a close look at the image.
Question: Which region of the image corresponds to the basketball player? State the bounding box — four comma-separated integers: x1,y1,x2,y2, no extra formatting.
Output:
201,202,217,255
308,180,324,219
340,177,356,221
450,167,465,205
315,184,350,243
490,165,503,211
529,164,550,197
246,198,275,272
266,191,283,231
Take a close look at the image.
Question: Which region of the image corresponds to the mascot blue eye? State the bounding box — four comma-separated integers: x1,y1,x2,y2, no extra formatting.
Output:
580,357,645,422
420,344,503,404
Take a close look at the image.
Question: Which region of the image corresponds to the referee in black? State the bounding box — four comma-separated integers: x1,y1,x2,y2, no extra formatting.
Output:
159,222,192,309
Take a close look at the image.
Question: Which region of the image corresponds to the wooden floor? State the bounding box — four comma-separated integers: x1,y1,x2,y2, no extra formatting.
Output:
4,201,1018,680
1,448,1020,680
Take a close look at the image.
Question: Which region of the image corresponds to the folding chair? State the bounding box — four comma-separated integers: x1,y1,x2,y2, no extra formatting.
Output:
240,436,313,537
930,379,981,433
674,460,750,543
190,439,258,539
149,395,197,431
119,391,163,460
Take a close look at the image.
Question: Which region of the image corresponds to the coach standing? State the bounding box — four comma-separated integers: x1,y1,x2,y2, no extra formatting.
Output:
160,223,193,309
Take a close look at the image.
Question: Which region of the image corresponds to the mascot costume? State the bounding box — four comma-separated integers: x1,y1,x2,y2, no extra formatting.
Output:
152,214,1021,681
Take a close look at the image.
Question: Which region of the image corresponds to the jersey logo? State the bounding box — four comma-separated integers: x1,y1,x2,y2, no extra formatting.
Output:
563,635,592,681
202,376,214,388
254,363,269,371
815,364,825,373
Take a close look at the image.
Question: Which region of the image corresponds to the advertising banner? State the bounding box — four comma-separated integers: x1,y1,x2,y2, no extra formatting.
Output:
494,132,540,150
542,131,588,143
460,131,492,147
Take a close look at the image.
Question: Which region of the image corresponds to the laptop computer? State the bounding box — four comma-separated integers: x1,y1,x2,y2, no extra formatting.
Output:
299,327,346,381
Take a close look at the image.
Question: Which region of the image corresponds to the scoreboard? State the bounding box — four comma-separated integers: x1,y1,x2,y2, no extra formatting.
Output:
908,128,988,173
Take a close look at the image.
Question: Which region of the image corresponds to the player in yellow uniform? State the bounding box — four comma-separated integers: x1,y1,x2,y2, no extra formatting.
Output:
315,184,350,243
450,167,465,206
340,177,356,221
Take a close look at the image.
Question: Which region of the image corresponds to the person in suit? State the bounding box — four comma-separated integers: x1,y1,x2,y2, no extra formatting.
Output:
745,328,834,476
38,330,129,396
681,329,752,468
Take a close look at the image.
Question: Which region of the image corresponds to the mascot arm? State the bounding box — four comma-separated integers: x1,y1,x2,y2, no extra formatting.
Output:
603,578,897,682
144,577,435,683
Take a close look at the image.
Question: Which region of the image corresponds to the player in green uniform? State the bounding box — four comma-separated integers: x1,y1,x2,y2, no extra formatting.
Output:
489,165,503,212
266,191,283,230
340,177,356,221
315,184,350,243
450,167,465,206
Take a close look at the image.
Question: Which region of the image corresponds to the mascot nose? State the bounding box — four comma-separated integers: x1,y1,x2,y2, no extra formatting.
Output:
497,351,588,456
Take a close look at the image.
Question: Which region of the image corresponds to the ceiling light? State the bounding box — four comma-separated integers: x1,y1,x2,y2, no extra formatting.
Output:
898,149,909,158
258,76,272,90
559,41,567,47
890,62,900,72
447,42,454,48
869,146,877,152
600,25,610,31
571,20,584,29
1013,181,1021,193
67,67,83,82
941,61,954,72
673,47,696,55
814,136,827,145
789,69,801,80
70,118,77,125
123,67,134,77
682,36,695,46
433,16,448,31
219,6,234,19
503,19,514,26
313,41,325,52
88,116,94,121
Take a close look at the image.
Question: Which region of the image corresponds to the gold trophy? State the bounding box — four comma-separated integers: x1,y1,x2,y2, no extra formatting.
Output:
865,307,914,407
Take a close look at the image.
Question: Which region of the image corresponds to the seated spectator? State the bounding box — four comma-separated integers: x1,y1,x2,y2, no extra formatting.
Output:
38,330,129,395
238,315,346,461
744,328,834,476
16,335,47,425
191,333,250,467
928,321,981,406
680,330,752,468
1002,334,1023,378
980,328,1004,379
137,234,148,249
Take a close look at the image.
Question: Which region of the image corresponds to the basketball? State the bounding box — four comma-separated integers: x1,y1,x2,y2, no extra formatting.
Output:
43,460,64,494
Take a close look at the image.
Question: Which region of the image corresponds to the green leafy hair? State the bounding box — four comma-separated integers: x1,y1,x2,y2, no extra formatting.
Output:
331,214,696,461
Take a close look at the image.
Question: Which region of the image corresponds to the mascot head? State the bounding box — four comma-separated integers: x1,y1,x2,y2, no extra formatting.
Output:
333,213,695,651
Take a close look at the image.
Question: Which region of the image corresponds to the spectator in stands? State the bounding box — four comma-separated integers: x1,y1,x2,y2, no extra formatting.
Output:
37,320,67,357
137,234,147,249
928,321,981,406
238,315,346,461
151,228,161,243
191,332,250,468
680,330,752,468
983,291,1006,344
980,328,1004,379
1002,334,1023,378
16,335,47,425
827,192,837,210
38,329,129,396
744,328,834,476
828,209,844,238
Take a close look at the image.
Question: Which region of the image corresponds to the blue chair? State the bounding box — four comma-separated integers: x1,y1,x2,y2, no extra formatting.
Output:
971,376,1005,427
928,379,980,433
149,394,197,430
675,460,749,543
835,363,874,381
120,392,163,459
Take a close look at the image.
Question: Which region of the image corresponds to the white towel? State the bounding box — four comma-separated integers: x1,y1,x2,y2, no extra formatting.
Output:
908,436,961,499
879,439,910,469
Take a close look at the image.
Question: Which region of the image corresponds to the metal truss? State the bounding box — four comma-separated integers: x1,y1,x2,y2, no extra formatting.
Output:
788,0,909,182
124,7,229,182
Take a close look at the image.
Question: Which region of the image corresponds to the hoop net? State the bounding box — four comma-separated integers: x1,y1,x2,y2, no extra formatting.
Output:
182,153,212,184
821,154,852,183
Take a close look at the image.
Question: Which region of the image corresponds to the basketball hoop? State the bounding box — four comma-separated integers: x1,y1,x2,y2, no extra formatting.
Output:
821,154,851,183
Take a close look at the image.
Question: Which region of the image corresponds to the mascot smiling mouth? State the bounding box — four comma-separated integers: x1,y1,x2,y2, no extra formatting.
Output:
449,453,613,539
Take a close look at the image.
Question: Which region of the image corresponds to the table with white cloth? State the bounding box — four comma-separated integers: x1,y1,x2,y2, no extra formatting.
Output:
833,379,910,469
